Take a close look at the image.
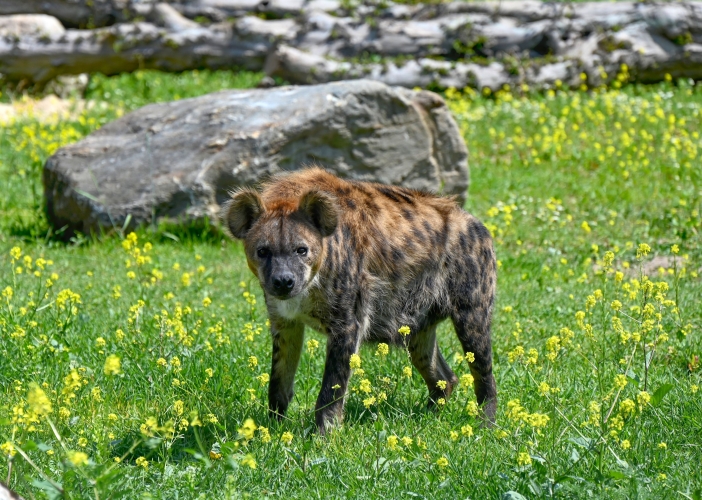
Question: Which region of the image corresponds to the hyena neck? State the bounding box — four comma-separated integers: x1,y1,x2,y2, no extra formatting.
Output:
267,275,323,329
270,293,307,320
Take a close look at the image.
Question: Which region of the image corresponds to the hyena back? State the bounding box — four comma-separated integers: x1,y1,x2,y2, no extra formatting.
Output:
224,168,496,433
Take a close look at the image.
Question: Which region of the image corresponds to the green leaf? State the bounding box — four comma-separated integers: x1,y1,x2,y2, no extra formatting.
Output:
608,470,627,480
626,369,640,384
569,436,593,449
651,384,674,406
23,440,38,451
31,479,62,500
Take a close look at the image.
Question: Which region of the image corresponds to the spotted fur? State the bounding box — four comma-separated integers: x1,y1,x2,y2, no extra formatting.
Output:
223,168,497,433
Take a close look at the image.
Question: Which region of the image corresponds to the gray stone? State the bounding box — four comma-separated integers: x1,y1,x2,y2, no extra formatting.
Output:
0,14,65,39
0,0,129,28
0,20,271,83
148,3,200,31
43,80,469,237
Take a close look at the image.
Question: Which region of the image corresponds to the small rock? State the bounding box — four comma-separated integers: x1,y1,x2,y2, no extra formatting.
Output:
0,14,65,38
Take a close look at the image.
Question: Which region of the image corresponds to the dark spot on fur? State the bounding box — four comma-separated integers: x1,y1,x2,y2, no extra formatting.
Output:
472,220,491,241
392,248,405,262
479,246,493,267
377,187,402,203
459,233,468,251
422,221,436,244
366,201,380,213
344,198,357,210
402,208,414,221
395,189,415,204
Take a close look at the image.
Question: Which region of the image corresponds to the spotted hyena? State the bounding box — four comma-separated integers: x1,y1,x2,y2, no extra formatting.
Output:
223,168,497,433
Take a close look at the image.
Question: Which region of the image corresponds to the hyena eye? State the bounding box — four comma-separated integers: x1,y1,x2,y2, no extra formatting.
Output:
296,247,308,256
257,248,270,258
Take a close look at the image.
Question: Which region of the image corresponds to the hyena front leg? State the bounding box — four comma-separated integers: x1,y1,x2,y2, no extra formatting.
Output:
268,319,305,420
408,323,459,407
314,326,360,434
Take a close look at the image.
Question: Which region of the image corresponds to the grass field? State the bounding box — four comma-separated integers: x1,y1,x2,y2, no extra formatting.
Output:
1,70,701,499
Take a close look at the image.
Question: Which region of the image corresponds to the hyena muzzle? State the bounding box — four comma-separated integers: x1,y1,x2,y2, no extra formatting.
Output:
223,168,497,433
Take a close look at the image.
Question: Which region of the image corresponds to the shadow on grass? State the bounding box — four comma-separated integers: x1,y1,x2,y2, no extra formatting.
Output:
7,215,230,248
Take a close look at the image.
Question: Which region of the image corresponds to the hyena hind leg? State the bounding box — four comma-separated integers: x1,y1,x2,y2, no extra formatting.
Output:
452,308,497,425
408,323,459,407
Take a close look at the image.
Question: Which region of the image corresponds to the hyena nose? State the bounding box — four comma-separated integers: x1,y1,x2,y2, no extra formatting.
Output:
272,274,295,293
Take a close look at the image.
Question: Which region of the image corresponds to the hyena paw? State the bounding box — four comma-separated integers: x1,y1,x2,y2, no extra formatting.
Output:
315,408,342,435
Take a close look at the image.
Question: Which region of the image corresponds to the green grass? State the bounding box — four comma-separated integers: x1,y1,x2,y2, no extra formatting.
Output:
1,70,701,499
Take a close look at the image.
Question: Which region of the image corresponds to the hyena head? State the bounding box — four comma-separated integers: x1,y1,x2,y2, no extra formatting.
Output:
224,188,338,300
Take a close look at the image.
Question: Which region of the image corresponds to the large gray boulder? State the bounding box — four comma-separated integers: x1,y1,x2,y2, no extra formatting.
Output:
44,80,469,237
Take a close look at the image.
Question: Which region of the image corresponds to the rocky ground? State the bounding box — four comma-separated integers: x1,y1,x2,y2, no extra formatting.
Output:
2,0,702,91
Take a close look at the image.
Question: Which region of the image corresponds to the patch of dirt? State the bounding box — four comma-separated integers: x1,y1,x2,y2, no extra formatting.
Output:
0,95,89,124
640,255,678,276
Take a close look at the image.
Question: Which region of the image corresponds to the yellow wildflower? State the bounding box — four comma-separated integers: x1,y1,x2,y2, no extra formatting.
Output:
538,382,551,396
466,401,479,417
240,454,257,469
614,374,628,390
238,418,257,441
1,442,16,458
258,427,271,443
460,373,474,387
173,400,184,416
637,391,651,408
27,383,52,417
636,243,651,259
306,339,319,354
517,452,532,466
281,431,293,445
67,450,89,467
104,355,121,375
349,354,361,369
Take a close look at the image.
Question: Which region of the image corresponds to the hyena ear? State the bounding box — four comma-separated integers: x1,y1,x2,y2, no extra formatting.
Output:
299,190,339,237
223,188,266,239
